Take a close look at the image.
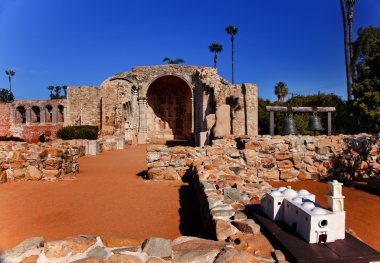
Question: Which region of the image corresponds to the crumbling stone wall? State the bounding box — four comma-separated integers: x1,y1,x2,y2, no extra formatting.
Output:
0,141,84,184
65,86,100,127
0,102,11,137
0,100,66,142
147,134,380,182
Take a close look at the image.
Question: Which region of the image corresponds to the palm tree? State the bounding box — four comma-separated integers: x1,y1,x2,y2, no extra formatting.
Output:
163,57,185,64
5,70,15,93
48,85,54,99
225,25,238,84
340,0,353,101
274,82,289,102
208,42,223,69
346,0,359,67
54,86,61,99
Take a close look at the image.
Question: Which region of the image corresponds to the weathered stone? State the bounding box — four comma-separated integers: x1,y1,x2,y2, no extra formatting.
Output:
274,250,286,262
277,160,293,169
172,239,226,263
86,246,107,260
72,257,104,263
0,237,43,263
100,236,143,248
164,166,178,180
214,104,231,138
106,254,143,263
274,152,292,160
44,236,96,259
214,247,260,263
258,168,279,180
223,188,240,201
12,168,26,179
142,237,172,258
215,220,239,241
234,233,273,259
147,167,165,180
231,220,261,234
146,257,166,263
206,114,216,130
25,166,42,180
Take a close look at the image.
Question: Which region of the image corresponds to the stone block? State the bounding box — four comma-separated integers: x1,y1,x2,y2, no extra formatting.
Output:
87,141,100,156
231,219,261,234
277,160,293,169
258,168,279,180
214,104,231,138
214,247,260,263
142,237,172,258
274,152,292,160
147,167,165,180
0,237,43,263
25,166,42,180
44,236,96,259
100,236,143,248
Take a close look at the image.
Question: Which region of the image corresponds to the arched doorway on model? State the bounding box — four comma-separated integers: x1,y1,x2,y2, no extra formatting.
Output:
146,75,193,145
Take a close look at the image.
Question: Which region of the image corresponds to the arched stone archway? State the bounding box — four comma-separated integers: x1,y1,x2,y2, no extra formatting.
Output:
146,75,192,143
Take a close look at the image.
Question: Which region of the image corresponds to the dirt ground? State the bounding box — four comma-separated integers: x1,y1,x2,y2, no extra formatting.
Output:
270,180,380,252
0,145,184,252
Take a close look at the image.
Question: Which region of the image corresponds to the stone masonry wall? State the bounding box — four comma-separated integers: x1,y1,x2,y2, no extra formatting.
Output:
66,86,100,127
147,134,380,182
0,141,84,184
0,102,11,137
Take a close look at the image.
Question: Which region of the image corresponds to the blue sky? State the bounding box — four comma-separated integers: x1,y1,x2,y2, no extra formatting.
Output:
0,0,379,101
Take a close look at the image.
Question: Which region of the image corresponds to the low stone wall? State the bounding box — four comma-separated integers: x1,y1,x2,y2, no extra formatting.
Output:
147,134,380,182
0,141,84,183
0,234,285,263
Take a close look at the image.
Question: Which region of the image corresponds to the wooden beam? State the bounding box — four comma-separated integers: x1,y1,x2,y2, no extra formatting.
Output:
265,106,336,112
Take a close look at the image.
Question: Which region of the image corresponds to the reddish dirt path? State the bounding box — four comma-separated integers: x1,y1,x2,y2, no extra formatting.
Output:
0,145,183,252
269,180,380,252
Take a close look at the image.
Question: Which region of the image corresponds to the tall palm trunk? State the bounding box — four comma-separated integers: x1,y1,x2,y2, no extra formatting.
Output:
231,36,235,84
340,0,353,101
348,5,354,73
214,52,218,68
8,76,12,93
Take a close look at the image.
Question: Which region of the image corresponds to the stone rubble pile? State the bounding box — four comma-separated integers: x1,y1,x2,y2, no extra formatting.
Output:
0,235,288,263
0,141,84,184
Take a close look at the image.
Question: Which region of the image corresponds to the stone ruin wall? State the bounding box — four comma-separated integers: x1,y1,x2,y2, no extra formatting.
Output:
0,100,66,142
0,102,11,137
65,86,100,127
0,141,84,184
147,134,380,182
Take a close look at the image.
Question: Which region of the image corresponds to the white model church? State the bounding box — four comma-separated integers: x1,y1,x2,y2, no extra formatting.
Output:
261,180,346,244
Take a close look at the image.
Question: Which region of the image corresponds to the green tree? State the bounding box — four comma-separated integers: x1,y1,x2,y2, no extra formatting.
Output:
48,85,54,99
62,85,67,98
274,82,289,102
5,70,15,93
208,42,223,69
351,27,380,132
340,0,353,101
0,88,14,103
163,57,185,64
225,25,238,84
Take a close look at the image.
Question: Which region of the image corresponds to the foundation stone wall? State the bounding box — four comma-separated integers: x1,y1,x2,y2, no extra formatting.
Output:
0,102,11,137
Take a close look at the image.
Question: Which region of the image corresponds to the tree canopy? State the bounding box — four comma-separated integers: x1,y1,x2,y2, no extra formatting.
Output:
352,27,380,132
163,57,185,64
0,88,14,103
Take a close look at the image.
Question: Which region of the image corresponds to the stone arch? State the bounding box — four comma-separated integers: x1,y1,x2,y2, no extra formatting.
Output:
15,105,26,124
57,105,64,122
142,73,192,98
31,106,40,123
146,75,193,143
45,105,53,123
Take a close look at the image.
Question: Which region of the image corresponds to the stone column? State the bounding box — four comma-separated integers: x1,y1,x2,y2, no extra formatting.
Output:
191,96,194,133
25,106,31,124
137,97,147,144
40,106,46,124
52,105,58,124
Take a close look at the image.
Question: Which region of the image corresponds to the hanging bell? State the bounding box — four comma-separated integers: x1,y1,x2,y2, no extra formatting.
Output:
281,113,299,135
307,113,324,132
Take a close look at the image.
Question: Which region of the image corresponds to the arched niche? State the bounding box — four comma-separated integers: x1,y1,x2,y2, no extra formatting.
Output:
57,105,64,122
45,105,53,123
15,106,26,124
31,106,40,123
146,75,192,143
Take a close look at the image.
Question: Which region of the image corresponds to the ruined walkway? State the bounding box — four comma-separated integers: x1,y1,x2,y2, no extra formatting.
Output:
0,145,184,252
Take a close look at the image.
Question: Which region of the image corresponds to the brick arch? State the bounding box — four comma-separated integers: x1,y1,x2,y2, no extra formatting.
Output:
31,106,40,123
15,105,26,124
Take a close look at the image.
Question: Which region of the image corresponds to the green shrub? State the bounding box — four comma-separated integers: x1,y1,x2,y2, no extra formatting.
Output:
57,125,98,140
57,126,76,140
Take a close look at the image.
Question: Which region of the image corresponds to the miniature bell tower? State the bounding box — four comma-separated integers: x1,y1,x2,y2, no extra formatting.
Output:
327,180,345,212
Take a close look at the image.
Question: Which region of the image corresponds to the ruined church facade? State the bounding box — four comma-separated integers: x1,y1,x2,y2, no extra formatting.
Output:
0,65,258,145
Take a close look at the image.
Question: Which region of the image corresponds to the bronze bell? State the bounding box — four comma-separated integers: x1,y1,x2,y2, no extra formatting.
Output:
281,113,299,135
307,113,324,132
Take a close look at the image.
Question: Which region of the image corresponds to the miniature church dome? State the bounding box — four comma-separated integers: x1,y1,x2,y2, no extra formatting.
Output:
297,189,310,196
282,189,298,197
301,202,315,209
311,207,328,215
270,190,283,197
292,197,303,204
